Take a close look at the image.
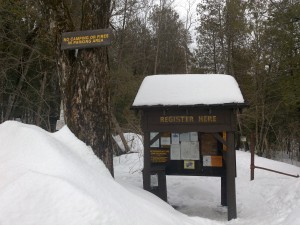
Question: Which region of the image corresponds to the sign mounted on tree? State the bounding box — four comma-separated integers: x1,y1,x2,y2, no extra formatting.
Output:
61,29,112,50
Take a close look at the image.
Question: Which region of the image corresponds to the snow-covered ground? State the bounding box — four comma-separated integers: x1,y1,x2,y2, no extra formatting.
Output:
1,121,300,225
115,150,300,225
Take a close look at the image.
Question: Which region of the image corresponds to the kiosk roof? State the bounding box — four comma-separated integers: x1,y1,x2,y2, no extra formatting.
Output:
132,74,245,108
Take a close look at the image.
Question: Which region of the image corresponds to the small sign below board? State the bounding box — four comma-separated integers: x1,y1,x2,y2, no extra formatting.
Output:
184,160,195,169
61,29,112,50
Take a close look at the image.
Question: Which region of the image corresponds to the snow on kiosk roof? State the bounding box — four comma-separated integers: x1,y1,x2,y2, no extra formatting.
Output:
132,74,245,108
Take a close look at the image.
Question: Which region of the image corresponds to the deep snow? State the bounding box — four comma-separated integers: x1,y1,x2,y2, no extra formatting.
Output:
1,121,300,225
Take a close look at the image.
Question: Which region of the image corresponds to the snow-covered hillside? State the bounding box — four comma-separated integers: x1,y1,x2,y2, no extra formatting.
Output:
1,121,300,225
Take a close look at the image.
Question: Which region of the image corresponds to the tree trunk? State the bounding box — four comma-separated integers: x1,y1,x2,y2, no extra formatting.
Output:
154,2,163,75
40,0,114,175
0,70,4,123
36,71,47,126
117,0,128,66
62,48,113,175
111,112,130,153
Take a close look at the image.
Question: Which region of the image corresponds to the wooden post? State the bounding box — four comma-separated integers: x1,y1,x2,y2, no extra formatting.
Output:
250,132,255,181
221,131,227,206
143,131,151,191
227,132,237,220
221,176,227,206
158,170,167,201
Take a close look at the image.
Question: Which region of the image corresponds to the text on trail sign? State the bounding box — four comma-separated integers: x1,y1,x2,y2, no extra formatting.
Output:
159,115,217,123
61,29,112,50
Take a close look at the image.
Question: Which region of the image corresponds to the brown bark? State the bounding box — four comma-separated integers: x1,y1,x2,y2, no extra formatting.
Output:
36,71,47,126
40,0,114,175
117,0,128,65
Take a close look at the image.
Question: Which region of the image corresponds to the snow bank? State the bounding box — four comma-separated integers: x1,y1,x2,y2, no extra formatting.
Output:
0,121,215,225
2,121,300,225
132,74,245,107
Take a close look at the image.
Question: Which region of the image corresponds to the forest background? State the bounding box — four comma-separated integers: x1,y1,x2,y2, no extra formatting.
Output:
0,0,299,162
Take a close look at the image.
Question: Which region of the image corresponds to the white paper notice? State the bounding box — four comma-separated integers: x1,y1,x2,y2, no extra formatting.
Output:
170,144,181,160
171,133,180,144
180,141,200,160
150,174,158,187
180,133,190,142
190,142,200,159
150,132,159,148
190,132,198,142
161,137,171,146
203,155,212,166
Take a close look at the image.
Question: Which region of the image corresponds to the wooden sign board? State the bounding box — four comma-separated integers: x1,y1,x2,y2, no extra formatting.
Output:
133,78,246,220
61,29,112,50
150,149,170,163
201,134,218,155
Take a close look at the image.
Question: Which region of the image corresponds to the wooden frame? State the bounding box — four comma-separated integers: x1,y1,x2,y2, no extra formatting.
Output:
132,105,246,221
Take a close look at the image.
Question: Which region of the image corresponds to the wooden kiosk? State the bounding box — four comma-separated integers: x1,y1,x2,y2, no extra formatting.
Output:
132,74,246,221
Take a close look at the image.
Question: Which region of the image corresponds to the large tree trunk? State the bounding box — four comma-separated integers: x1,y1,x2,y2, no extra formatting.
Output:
40,0,114,175
62,48,113,174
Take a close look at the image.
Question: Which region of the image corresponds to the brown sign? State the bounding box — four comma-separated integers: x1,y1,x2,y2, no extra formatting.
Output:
61,29,112,50
159,115,217,124
201,133,218,155
150,149,170,163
